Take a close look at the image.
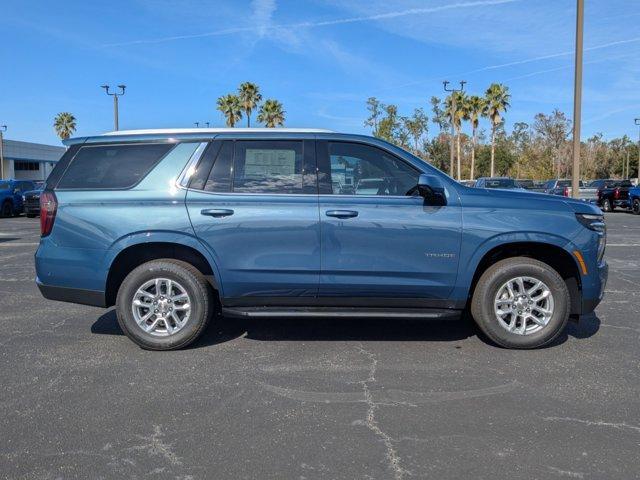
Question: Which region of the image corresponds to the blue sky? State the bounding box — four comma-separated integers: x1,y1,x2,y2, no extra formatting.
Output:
2,0,639,145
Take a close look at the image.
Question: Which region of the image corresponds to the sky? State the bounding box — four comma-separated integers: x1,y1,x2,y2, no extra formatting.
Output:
1,0,639,146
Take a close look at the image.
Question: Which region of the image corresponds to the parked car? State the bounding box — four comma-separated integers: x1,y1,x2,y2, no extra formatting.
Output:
0,179,36,217
629,184,640,214
474,177,525,190
459,180,476,187
22,185,44,218
543,179,598,202
517,179,546,193
36,129,607,351
596,180,633,212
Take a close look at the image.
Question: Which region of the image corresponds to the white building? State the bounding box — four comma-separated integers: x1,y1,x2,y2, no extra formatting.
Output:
1,139,66,181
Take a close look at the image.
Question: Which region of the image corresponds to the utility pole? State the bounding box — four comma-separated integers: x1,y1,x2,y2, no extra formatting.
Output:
0,125,6,180
101,84,126,131
635,119,640,185
443,80,466,180
571,0,584,199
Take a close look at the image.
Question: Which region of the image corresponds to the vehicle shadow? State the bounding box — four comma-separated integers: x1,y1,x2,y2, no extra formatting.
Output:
91,309,601,349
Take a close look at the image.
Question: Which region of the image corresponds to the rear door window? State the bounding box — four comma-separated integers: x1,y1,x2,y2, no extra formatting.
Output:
56,143,174,189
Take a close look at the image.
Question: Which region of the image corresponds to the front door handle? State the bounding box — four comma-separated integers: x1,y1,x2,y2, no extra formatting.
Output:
325,210,358,219
201,208,234,218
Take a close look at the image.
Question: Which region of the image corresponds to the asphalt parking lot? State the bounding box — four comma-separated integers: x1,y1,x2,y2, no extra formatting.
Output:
1,214,639,480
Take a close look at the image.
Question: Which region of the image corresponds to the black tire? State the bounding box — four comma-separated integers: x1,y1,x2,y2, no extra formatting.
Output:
471,257,570,349
601,198,612,212
0,201,12,218
633,198,640,215
116,259,214,350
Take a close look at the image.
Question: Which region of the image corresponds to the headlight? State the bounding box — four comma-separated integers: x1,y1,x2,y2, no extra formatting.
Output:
576,213,606,263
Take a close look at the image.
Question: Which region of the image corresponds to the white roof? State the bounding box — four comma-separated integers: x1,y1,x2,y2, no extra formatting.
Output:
102,128,334,136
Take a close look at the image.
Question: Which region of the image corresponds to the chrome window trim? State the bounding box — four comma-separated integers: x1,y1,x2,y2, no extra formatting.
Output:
176,142,209,189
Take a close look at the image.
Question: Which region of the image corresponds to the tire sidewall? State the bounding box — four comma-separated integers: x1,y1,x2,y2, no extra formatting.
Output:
116,261,209,350
472,259,570,349
633,199,640,215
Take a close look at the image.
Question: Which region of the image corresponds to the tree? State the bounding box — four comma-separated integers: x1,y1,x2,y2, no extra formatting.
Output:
430,96,449,134
402,108,429,153
484,83,511,176
376,104,400,143
533,109,571,177
258,99,285,127
365,97,382,136
237,82,262,127
216,94,243,127
462,95,485,180
445,92,466,180
53,112,76,140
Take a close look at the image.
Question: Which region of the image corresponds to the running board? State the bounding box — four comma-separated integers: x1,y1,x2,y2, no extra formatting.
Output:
221,306,462,319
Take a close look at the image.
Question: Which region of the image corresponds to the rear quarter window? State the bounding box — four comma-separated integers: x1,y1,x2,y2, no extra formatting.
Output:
56,143,174,190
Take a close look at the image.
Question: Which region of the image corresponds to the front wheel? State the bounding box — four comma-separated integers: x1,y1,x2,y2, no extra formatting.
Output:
633,198,640,215
471,257,570,349
116,259,214,350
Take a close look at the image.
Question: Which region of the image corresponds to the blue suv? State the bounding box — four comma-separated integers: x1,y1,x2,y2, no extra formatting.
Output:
36,129,608,350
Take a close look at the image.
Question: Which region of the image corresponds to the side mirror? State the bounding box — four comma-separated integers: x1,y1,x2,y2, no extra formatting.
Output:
417,174,447,206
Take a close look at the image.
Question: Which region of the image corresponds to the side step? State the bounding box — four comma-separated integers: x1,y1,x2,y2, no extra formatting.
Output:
221,306,462,319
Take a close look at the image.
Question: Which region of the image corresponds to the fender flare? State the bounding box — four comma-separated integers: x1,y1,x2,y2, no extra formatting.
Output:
101,230,225,297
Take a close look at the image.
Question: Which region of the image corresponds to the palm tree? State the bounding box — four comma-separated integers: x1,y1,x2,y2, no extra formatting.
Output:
445,92,466,180
462,95,486,180
53,112,76,140
257,99,285,128
484,83,511,176
216,94,243,127
238,82,262,127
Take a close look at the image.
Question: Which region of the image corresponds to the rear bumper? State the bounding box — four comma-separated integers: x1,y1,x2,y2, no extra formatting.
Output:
36,280,106,307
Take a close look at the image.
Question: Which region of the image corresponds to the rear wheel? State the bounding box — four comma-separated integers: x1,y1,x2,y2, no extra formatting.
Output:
0,201,12,218
633,198,640,215
116,259,213,350
471,257,570,349
601,198,612,212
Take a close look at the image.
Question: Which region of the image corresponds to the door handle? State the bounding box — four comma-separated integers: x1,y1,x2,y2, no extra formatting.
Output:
201,208,234,218
325,210,358,219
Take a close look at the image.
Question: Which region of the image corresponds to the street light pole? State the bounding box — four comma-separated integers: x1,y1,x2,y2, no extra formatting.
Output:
101,84,126,131
571,0,584,199
443,80,466,180
0,125,6,180
635,118,640,185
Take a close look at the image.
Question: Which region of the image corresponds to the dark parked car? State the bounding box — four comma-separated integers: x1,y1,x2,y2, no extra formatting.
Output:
517,179,546,193
0,179,36,217
474,177,525,190
597,180,633,212
36,128,607,351
22,186,44,217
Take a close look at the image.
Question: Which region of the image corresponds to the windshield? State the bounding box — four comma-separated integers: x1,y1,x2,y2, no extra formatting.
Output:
485,179,519,189
0,181,9,191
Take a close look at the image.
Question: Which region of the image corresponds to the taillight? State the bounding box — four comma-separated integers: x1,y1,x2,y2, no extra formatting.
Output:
563,186,569,197
40,191,57,237
614,188,620,199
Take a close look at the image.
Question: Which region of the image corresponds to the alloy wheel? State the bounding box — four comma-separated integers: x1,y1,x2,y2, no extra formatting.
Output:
131,278,191,336
493,276,555,335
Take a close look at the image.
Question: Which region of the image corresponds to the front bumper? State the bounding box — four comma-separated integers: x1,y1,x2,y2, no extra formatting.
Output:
581,261,608,314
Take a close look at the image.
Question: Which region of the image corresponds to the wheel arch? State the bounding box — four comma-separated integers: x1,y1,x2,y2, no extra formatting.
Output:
104,236,222,307
466,241,582,315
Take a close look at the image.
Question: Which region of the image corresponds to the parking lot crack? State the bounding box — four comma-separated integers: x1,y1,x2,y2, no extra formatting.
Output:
543,416,640,434
127,425,183,466
356,344,410,480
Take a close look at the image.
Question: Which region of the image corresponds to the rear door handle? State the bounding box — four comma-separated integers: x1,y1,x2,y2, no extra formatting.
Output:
201,208,234,218
325,210,358,219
